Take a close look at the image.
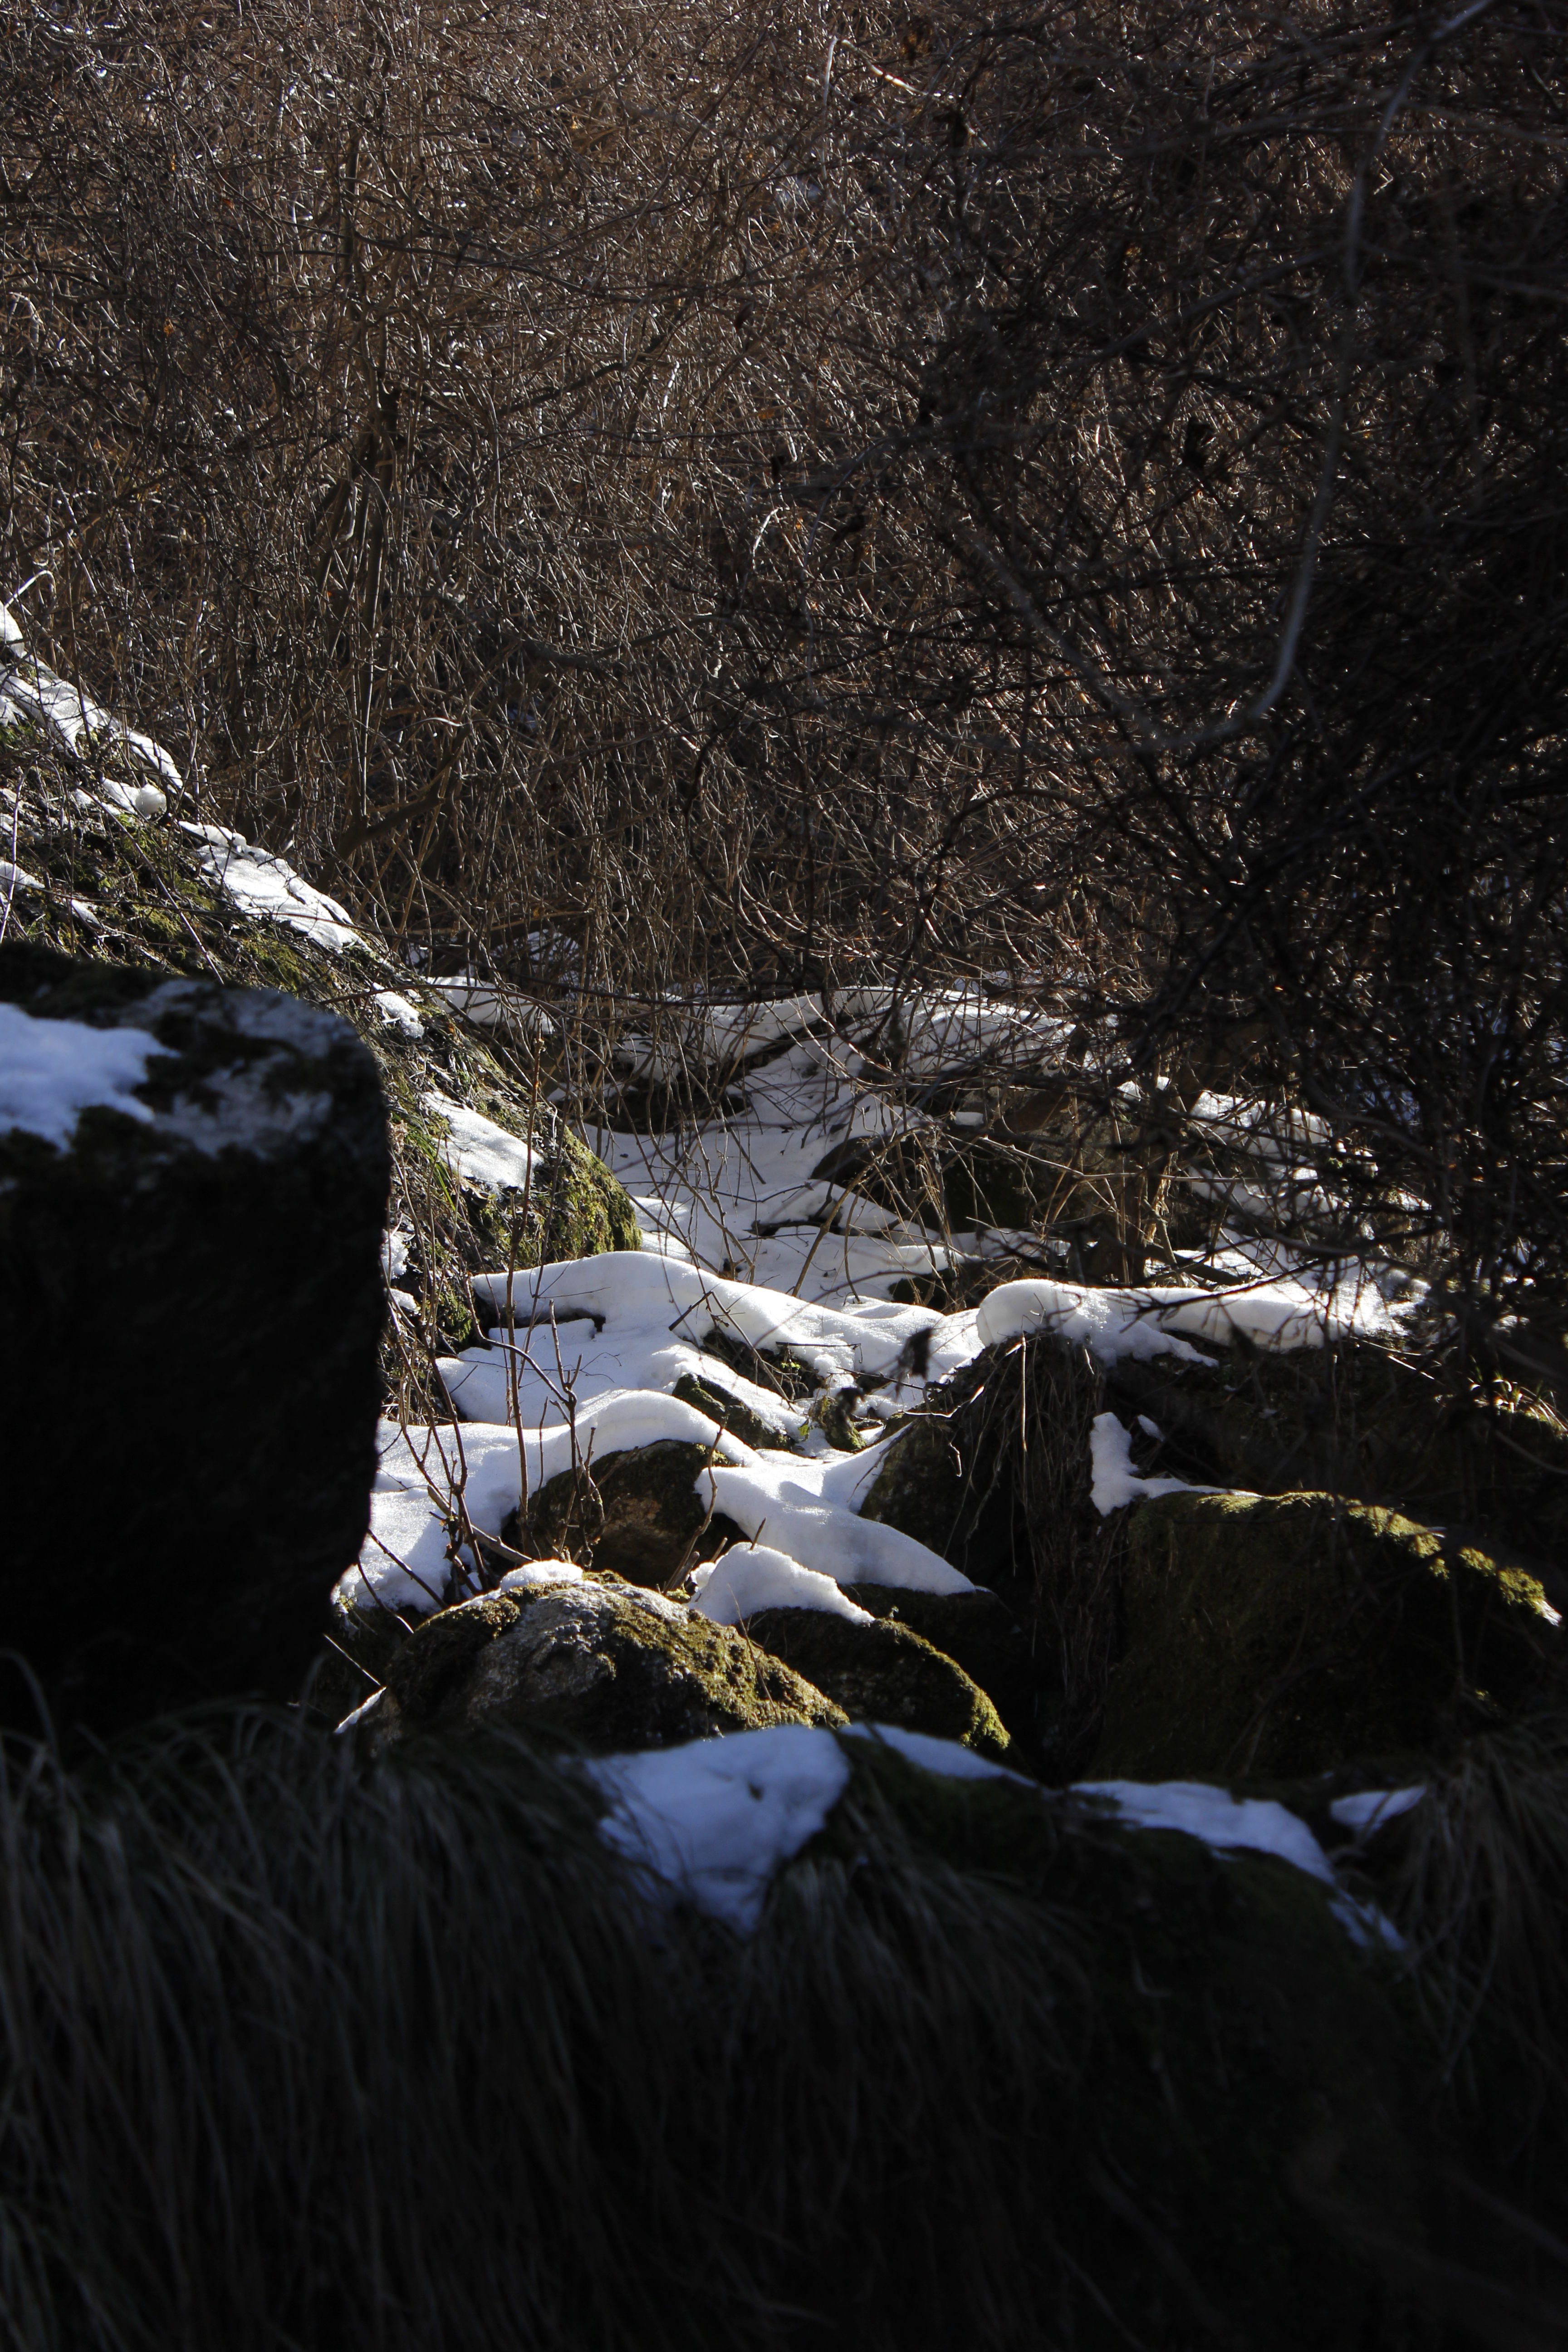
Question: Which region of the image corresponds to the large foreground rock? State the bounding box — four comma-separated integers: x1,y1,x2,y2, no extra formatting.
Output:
0,944,388,1738
364,1573,848,1749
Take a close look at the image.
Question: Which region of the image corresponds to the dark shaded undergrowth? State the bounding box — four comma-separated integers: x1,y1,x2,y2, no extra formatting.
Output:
0,1705,1564,2350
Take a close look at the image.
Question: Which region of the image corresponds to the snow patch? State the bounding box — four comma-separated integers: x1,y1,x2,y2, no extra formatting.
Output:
0,1003,160,1147
845,1723,1030,1782
495,1559,583,1592
1328,1786,1425,1835
587,1725,852,1934
374,990,426,1037
185,826,361,951
691,1545,873,1626
424,1092,536,1191
705,1462,975,1595
1089,1412,1219,1515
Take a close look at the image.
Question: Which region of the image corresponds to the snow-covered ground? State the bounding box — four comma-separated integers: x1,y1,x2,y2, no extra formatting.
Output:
355,984,1410,1628
0,614,1426,1943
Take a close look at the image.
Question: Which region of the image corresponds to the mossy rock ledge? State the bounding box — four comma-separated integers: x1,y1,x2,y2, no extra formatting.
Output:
1094,1489,1563,1782
362,1576,848,1750
745,1606,1013,1762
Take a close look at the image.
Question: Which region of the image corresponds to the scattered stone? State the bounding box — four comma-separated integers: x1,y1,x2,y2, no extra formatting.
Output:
0,943,389,1740
364,1576,848,1749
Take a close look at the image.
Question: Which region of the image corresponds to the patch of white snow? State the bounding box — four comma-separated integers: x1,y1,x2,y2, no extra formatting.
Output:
587,1725,852,1934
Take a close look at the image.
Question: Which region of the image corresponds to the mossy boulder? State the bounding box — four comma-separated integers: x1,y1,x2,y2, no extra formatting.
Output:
745,1608,1013,1761
1104,1336,1568,1579
519,1441,745,1584
838,1584,1038,1753
367,1576,848,1749
1094,1490,1563,1782
0,742,639,1382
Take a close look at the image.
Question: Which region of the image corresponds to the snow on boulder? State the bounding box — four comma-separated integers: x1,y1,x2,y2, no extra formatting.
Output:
690,1544,873,1627
0,942,389,1741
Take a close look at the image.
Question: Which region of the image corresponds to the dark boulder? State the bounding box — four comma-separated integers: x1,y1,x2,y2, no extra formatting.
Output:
518,1440,745,1584
0,943,388,1739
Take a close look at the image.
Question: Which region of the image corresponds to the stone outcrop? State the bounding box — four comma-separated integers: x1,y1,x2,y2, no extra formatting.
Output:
0,943,389,1738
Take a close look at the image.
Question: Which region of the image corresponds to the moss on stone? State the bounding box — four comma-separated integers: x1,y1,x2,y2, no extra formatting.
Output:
1094,1489,1563,1782
837,1583,1039,1754
1104,1336,1568,1576
375,1576,848,1749
745,1607,1013,1759
671,1373,798,1450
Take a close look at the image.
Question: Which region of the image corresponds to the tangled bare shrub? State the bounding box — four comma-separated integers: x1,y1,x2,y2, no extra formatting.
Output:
3,0,1565,1341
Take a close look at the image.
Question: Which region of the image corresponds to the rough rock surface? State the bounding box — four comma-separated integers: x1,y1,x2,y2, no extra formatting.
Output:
0,739,641,1373
745,1606,1013,1760
1103,1338,1568,1589
366,1575,848,1749
0,943,389,1738
1094,1489,1563,1782
519,1441,745,1584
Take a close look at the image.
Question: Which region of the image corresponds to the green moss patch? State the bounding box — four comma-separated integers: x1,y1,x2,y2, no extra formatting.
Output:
745,1607,1013,1760
1095,1490,1563,1782
375,1575,848,1749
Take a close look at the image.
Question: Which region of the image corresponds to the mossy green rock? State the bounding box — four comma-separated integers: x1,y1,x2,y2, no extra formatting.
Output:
520,1441,743,1584
369,1576,847,1749
745,1607,1013,1761
1105,1336,1568,1577
838,1584,1037,1752
1095,1490,1562,1781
